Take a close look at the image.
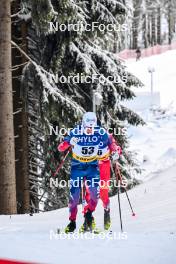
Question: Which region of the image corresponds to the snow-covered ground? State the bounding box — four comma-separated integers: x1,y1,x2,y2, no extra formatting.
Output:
0,51,176,264
0,164,176,264
128,107,176,181
124,50,176,181
126,50,176,108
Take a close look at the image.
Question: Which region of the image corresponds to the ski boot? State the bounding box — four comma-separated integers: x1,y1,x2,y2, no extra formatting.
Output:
104,209,111,230
92,217,96,230
65,220,76,233
79,209,94,233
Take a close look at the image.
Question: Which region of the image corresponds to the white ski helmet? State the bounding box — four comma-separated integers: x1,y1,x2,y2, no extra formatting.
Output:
82,112,97,128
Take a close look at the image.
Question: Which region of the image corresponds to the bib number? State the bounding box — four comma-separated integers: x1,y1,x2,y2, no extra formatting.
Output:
98,149,103,156
81,146,95,155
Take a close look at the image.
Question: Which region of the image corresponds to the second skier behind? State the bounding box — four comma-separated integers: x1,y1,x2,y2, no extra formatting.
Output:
84,122,122,230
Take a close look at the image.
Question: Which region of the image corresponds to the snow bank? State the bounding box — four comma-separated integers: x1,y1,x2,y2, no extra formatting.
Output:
0,164,176,264
128,107,176,181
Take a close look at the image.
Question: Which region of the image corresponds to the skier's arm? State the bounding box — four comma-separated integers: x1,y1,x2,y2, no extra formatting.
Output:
57,128,73,152
58,140,71,152
108,134,122,156
111,140,121,163
58,130,78,152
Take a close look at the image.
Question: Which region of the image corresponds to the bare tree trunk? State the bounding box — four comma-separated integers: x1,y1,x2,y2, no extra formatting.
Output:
151,11,156,46
113,31,118,53
20,22,30,211
132,0,143,49
12,0,30,214
132,12,139,49
168,1,172,44
0,0,17,214
157,6,161,44
147,14,151,46
142,14,148,48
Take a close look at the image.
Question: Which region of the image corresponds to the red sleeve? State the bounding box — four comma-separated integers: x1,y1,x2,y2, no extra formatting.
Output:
58,141,70,152
108,134,122,155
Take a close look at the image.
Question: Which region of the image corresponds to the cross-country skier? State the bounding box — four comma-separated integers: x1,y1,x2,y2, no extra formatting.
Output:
136,47,141,61
84,125,122,230
58,112,109,233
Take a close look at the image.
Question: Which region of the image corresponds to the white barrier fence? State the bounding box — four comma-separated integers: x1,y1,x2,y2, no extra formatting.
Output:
122,92,160,112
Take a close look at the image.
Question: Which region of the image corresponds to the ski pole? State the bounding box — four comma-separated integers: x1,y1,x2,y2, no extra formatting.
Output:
53,148,71,177
117,175,123,232
81,178,86,214
110,162,124,232
115,163,136,217
37,148,71,208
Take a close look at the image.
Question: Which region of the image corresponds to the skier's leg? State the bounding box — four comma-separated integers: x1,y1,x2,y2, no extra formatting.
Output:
80,163,100,231
82,179,90,215
68,178,81,221
85,183,90,204
68,164,82,223
65,179,80,233
99,160,111,230
86,163,100,213
65,163,82,233
99,160,110,210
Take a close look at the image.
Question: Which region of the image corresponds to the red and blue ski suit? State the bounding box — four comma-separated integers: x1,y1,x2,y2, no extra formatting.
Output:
58,125,109,221
85,134,122,211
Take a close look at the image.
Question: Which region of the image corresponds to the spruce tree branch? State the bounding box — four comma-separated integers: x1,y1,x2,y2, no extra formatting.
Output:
13,109,22,115
11,41,85,114
11,40,33,63
12,61,28,70
11,10,21,18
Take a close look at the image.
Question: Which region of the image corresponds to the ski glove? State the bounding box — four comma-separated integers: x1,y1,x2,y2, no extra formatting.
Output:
111,151,120,163
70,137,79,146
58,141,70,152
